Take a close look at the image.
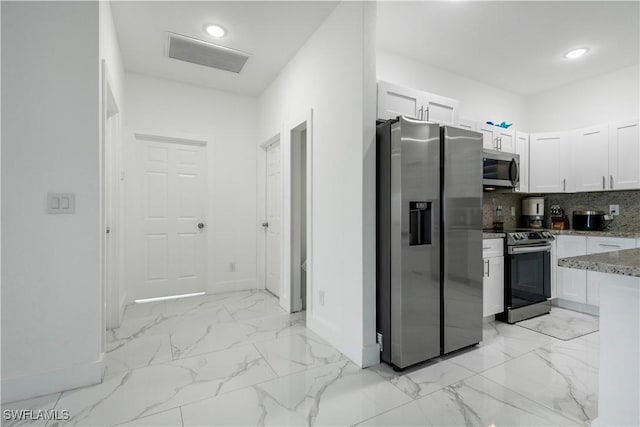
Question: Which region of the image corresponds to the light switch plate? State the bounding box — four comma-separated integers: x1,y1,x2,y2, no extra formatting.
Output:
48,193,75,214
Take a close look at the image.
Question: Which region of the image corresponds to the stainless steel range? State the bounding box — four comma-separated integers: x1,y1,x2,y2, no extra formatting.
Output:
498,229,554,323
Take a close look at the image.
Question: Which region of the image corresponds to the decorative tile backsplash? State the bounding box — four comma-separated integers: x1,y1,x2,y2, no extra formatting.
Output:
482,192,524,230
482,190,640,232
543,190,640,232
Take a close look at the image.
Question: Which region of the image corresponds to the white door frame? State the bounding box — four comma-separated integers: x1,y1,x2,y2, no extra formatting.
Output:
260,134,281,298
100,60,122,338
282,109,313,314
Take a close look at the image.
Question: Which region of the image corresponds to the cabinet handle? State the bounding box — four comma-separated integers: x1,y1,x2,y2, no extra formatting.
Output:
602,176,605,190
599,244,621,248
487,260,490,277
610,175,614,189
417,107,423,120
425,106,430,121
563,179,566,192
483,247,491,250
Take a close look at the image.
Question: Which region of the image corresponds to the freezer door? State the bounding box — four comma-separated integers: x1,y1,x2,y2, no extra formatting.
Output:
390,117,441,368
442,126,483,354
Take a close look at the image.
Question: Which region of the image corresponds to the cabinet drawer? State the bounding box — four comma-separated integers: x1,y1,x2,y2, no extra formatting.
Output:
482,238,503,258
586,236,635,254
556,235,586,257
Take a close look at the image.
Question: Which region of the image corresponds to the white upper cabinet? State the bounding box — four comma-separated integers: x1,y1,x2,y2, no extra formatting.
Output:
458,118,477,131
422,92,459,126
514,132,529,193
609,119,640,190
377,81,459,125
377,81,423,120
529,132,572,193
476,123,515,153
573,124,609,192
477,122,498,150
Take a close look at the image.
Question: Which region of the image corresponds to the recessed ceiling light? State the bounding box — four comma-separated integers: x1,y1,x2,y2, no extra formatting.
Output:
205,24,226,38
564,48,589,59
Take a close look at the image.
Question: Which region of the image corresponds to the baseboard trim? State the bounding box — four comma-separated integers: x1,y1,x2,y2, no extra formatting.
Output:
552,298,600,316
306,314,377,368
1,354,105,403
210,279,257,294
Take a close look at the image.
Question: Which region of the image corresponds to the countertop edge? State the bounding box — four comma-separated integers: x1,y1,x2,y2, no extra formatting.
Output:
558,248,640,278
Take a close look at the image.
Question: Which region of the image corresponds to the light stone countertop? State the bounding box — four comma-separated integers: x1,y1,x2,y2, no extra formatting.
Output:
483,232,505,239
558,248,640,277
550,229,640,238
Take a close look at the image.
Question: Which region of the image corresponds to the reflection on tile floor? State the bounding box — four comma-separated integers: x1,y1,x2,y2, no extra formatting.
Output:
2,291,599,426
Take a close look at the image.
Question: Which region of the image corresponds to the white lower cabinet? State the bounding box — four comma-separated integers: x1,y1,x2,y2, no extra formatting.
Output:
483,239,504,317
556,235,587,304
584,237,636,306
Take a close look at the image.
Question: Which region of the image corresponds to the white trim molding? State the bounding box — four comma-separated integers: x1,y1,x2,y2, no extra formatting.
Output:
134,132,208,147
1,355,105,403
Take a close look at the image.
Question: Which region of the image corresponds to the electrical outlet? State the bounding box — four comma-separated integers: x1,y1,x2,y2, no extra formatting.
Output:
229,262,236,272
609,204,620,216
319,290,325,306
511,206,516,217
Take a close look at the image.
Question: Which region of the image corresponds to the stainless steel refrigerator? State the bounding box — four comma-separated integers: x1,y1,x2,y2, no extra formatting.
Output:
376,117,483,369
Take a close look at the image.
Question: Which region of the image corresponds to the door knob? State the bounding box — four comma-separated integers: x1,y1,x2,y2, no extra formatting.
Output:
197,223,205,229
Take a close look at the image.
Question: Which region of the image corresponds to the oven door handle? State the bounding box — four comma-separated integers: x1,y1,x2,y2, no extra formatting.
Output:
508,244,552,254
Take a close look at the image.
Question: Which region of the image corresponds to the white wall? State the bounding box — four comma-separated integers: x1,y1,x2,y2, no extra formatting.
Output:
1,1,103,402
257,2,378,367
377,48,529,131
123,73,259,298
526,64,640,132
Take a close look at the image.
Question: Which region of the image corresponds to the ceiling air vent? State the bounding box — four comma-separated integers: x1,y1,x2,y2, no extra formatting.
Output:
165,32,249,73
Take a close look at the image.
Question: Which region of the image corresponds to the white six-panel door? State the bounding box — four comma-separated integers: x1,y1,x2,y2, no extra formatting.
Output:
136,137,207,299
265,142,282,297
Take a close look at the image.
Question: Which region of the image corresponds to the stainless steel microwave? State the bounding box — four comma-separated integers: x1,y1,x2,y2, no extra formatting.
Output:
483,149,519,189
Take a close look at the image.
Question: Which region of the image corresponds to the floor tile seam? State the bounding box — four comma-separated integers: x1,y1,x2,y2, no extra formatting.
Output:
41,392,62,427
251,342,280,378
177,359,355,419
476,370,589,426
348,372,485,426
102,341,270,388
461,374,587,426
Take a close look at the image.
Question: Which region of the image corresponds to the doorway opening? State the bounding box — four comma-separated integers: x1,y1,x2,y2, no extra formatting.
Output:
101,61,122,339
290,122,308,313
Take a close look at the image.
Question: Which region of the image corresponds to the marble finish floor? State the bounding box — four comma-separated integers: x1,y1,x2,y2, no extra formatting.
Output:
516,307,599,340
3,291,599,426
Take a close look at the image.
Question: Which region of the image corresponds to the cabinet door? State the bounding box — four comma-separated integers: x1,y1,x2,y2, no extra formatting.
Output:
423,92,459,126
496,128,516,153
609,120,640,190
573,125,609,192
586,271,607,306
529,133,565,193
557,267,587,303
483,256,504,317
377,81,422,120
556,235,587,304
458,118,477,131
478,123,498,150
514,132,529,193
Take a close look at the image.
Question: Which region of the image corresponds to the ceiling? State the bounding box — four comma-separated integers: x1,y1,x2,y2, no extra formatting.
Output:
111,1,338,96
377,1,640,96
